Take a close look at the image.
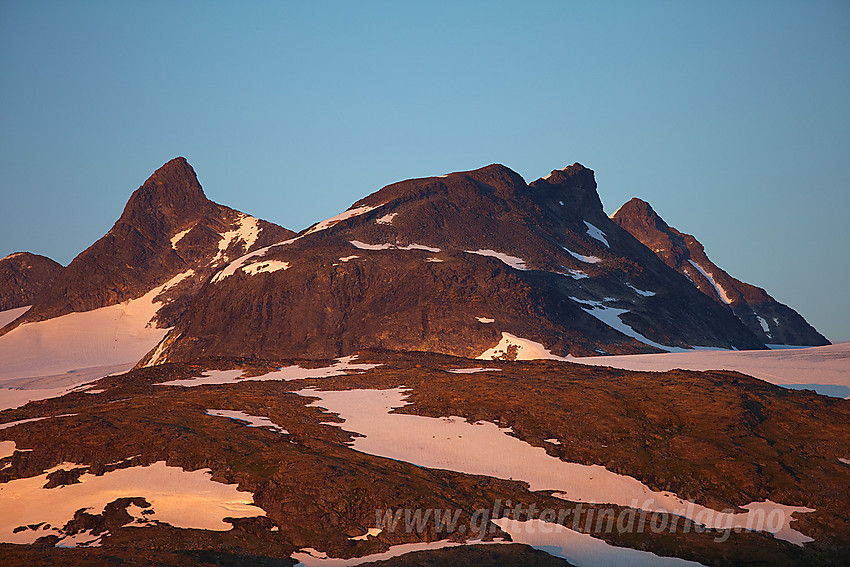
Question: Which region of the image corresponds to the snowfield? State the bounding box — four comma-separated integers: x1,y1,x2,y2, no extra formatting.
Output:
494,518,704,566
569,342,850,398
0,461,265,545
0,272,195,410
296,387,814,546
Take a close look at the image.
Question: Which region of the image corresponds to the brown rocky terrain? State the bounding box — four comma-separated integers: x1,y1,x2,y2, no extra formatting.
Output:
612,197,829,346
1,351,847,565
0,252,63,312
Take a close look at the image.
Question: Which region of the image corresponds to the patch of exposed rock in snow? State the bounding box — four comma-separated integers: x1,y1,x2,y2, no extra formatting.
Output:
297,387,815,546
239,260,290,276
306,204,384,236
349,241,441,253
584,221,610,247
348,527,382,541
157,356,381,387
0,461,265,544
206,409,289,433
477,333,568,361
493,518,705,566
563,246,602,264
375,212,397,225
686,260,733,304
0,305,30,328
465,249,528,271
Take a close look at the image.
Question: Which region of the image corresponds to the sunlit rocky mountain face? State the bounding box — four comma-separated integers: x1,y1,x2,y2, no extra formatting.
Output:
0,158,846,567
611,197,829,347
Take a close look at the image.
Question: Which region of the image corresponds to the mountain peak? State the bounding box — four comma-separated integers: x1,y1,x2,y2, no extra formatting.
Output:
612,197,674,237
530,163,604,216
612,198,829,346
121,157,207,223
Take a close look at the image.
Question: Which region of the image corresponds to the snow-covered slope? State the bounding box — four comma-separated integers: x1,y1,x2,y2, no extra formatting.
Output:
568,343,850,398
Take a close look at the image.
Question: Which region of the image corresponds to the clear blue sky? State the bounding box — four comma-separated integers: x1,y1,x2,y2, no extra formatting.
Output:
1,1,848,340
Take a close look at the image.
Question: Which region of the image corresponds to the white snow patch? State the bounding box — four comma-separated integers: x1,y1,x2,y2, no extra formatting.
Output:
756,315,771,334
839,458,850,466
170,226,194,249
211,214,261,265
477,333,568,361
687,260,733,304
447,367,502,374
348,527,382,541
584,221,610,247
465,249,529,271
569,297,686,353
349,241,441,253
563,246,602,264
0,440,16,460
292,540,476,566
240,260,290,276
206,409,289,434
214,243,283,282
476,317,495,323
298,387,815,546
306,204,383,236
544,438,561,445
398,243,441,252
0,461,264,544
559,200,565,205
0,271,194,410
339,255,359,262
425,257,444,263
0,305,30,328
558,268,589,279
157,357,381,387
626,283,656,297
349,240,393,251
375,212,397,225
0,413,77,430
493,518,705,566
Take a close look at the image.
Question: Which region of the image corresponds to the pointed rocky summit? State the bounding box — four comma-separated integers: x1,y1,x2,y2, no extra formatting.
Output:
4,157,294,331
612,197,828,346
